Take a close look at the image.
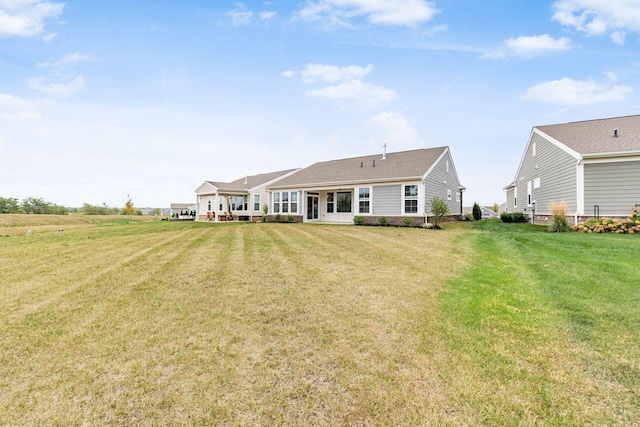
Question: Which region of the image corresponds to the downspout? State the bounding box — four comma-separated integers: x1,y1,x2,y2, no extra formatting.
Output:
575,158,582,225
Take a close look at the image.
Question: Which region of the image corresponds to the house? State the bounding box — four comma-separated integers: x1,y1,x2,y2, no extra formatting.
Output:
266,146,463,225
170,203,196,220
505,115,640,222
195,169,300,222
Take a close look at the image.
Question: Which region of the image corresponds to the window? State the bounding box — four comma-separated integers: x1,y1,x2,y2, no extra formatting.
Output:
527,181,532,207
358,187,370,214
290,192,298,213
446,160,449,173
326,192,334,213
273,192,280,213
337,191,352,213
207,199,212,211
282,192,289,213
534,177,541,189
254,194,260,211
532,142,537,157
447,189,452,201
514,186,517,207
404,185,418,214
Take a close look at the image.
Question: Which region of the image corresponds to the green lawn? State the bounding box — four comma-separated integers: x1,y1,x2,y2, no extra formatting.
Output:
0,218,638,425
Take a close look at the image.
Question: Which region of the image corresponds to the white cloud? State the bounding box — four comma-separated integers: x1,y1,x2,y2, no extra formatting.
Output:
27,75,86,97
0,93,34,110
281,70,295,78
368,111,423,147
294,0,439,28
36,52,92,69
603,71,618,81
260,11,276,20
42,31,56,43
300,63,373,83
0,93,41,120
227,4,253,25
521,77,632,105
0,0,64,37
305,79,396,106
552,0,640,42
484,34,573,59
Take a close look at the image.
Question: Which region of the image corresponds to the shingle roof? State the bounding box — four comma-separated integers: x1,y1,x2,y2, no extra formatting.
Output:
207,169,299,192
536,115,640,155
269,147,448,188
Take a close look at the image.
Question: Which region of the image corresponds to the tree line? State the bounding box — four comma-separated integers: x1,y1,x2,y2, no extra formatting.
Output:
0,197,143,216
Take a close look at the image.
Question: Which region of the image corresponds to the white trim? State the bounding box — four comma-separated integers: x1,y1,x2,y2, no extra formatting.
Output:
576,160,584,215
403,183,419,215
582,154,640,164
356,186,372,215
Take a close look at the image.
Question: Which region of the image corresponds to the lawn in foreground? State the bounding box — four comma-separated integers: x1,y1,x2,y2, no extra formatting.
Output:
0,219,638,425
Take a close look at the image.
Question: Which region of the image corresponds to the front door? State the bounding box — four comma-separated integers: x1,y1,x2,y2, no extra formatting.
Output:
307,195,319,220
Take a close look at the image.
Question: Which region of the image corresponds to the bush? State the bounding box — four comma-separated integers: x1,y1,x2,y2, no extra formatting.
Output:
472,202,482,221
430,197,450,228
261,214,267,223
378,216,387,226
548,201,571,233
286,215,295,223
274,214,281,222
500,212,527,223
464,212,474,222
353,216,365,225
574,207,640,233
402,217,413,227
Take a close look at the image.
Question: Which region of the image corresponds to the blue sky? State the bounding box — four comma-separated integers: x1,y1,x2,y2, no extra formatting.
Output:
1,0,639,208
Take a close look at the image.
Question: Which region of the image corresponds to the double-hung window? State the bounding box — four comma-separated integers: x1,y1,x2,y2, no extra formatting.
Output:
290,192,298,213
273,192,280,213
358,187,370,214
282,192,289,213
254,194,260,211
404,185,418,214
326,192,334,213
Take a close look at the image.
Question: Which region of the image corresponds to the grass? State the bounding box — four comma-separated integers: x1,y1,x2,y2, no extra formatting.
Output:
0,217,638,425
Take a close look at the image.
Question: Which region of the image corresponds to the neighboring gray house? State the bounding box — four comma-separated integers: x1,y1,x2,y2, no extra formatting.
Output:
505,115,640,221
195,169,300,221
267,146,464,225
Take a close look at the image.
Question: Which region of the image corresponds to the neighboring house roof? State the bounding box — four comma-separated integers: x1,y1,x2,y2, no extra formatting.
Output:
536,115,640,156
199,169,299,193
270,147,448,189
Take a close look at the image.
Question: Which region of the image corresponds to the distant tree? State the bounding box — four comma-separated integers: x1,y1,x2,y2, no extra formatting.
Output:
0,197,20,213
430,197,450,228
153,208,162,217
492,203,500,213
472,202,482,221
20,197,67,215
123,195,135,221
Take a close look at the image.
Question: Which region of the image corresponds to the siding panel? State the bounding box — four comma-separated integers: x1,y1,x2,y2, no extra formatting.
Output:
424,150,461,215
372,184,401,215
584,160,640,216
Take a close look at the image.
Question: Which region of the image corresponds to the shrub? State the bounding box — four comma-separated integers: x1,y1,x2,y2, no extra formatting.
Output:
286,215,295,223
574,207,640,233
464,212,474,222
430,197,450,228
548,201,571,233
353,216,365,225
512,212,527,223
274,214,281,222
262,204,269,215
402,217,413,227
261,214,267,223
378,216,387,226
500,212,512,223
472,202,482,221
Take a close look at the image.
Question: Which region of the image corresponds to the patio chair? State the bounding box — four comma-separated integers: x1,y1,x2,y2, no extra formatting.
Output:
207,212,214,221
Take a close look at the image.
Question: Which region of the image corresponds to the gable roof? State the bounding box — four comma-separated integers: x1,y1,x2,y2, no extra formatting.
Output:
536,115,640,156
199,169,299,194
269,147,449,189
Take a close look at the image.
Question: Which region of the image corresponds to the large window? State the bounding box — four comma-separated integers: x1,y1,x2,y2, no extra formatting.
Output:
337,191,352,213
290,192,298,213
404,185,418,214
358,187,370,214
326,192,334,213
254,194,260,211
273,191,298,214
282,192,289,213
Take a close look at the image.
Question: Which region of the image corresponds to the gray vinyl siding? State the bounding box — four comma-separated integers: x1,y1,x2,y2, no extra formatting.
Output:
424,150,461,215
505,188,515,212
372,184,401,215
584,160,640,216
514,132,577,215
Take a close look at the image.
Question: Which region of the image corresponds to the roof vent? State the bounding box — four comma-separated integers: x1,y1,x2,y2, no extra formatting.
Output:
614,128,618,137
373,159,376,167
244,176,248,184
382,143,387,160
360,161,363,168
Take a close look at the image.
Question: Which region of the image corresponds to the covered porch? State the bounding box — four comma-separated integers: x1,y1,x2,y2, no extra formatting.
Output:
197,192,253,222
